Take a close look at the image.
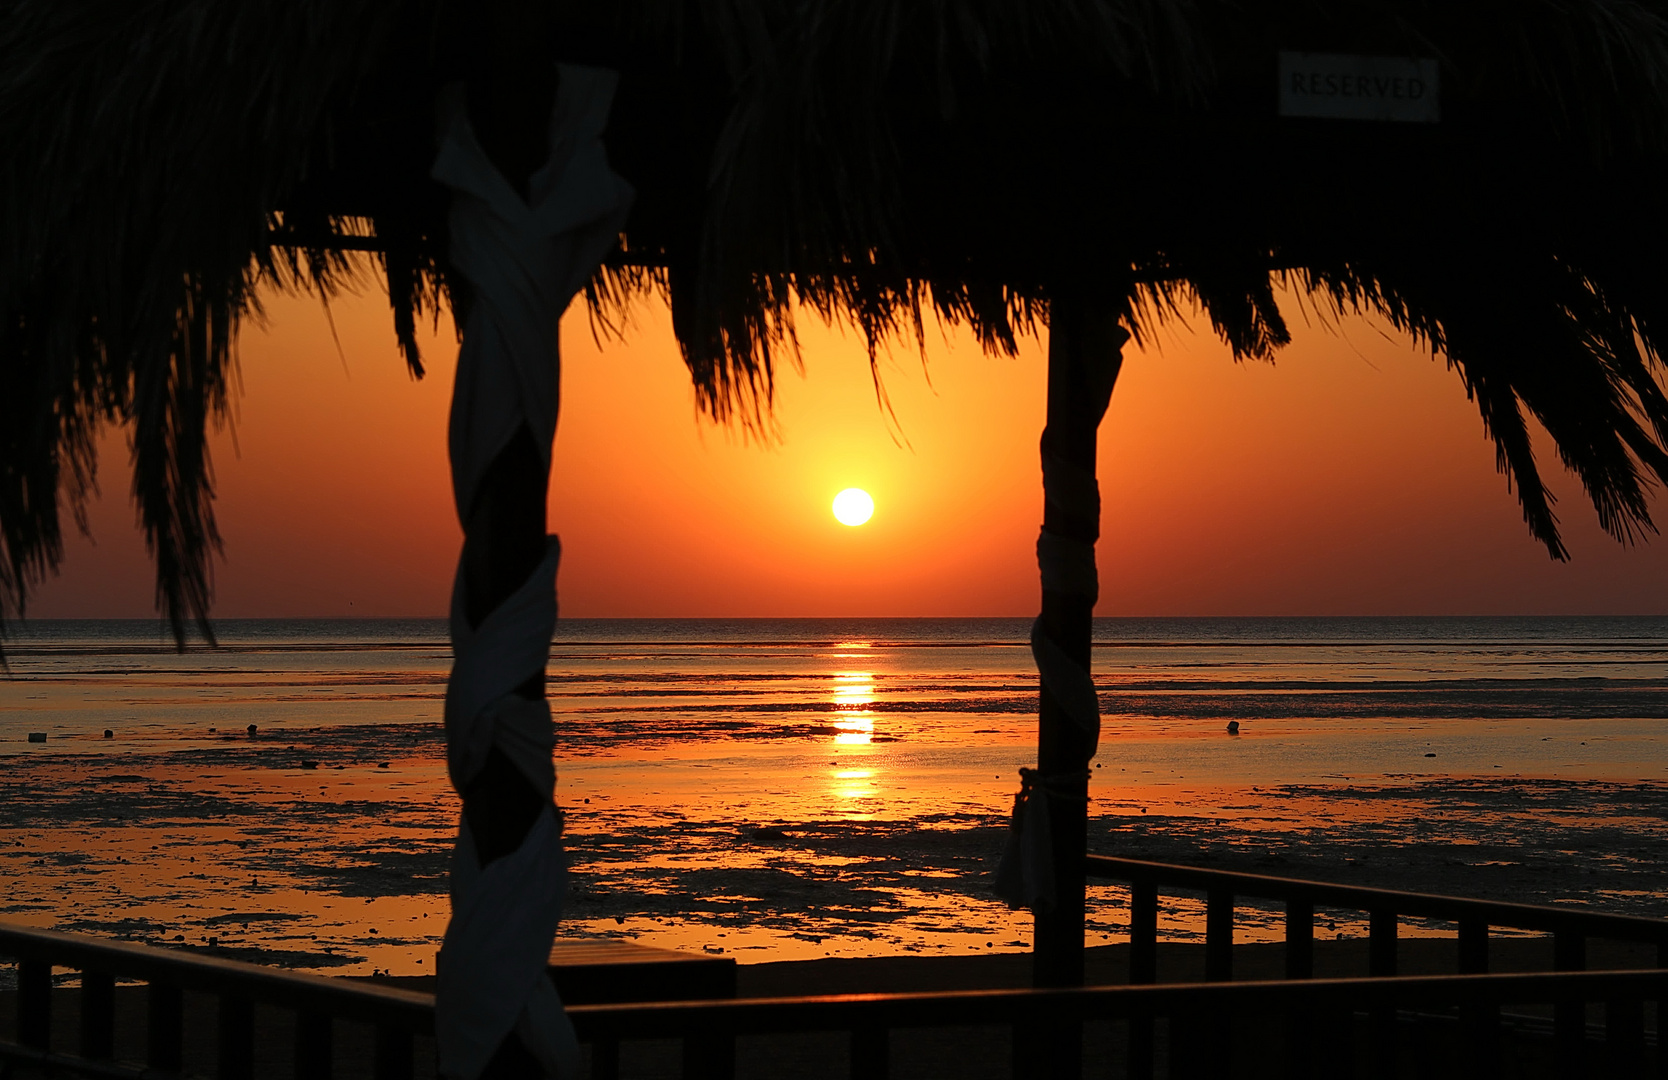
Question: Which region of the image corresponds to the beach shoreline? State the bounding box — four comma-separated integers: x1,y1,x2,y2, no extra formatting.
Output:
3,616,1665,974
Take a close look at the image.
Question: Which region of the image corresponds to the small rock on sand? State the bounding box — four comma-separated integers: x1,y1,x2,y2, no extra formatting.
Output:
103,729,113,739
26,732,46,743
1226,721,1240,735
300,760,320,770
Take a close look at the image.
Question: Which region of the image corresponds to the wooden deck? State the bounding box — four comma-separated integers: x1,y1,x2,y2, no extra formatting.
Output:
550,939,736,1004
6,854,1668,1077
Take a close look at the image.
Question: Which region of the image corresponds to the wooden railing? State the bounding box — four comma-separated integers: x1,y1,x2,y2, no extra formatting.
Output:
1088,854,1668,980
1086,854,1668,1078
570,971,1668,1078
5,934,1666,1079
0,923,430,1080
7,853,1668,1079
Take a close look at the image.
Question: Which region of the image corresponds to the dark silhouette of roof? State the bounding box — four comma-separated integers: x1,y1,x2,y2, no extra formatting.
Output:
4,1,1668,641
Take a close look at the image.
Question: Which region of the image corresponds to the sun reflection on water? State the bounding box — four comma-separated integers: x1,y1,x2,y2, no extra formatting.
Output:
830,670,877,745
831,767,878,803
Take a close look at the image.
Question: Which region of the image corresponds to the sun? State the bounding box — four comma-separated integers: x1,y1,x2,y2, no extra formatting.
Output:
832,488,874,527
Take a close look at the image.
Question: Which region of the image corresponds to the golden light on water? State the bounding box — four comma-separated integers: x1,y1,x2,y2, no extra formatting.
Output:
831,488,874,526
831,672,874,706
832,671,876,744
833,716,875,745
832,768,877,801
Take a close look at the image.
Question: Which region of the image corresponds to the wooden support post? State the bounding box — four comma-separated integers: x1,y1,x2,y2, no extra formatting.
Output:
80,968,115,1060
1030,289,1125,1080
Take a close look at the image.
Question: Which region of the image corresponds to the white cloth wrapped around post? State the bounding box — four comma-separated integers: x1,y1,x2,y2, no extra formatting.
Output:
994,456,1105,912
1032,529,1101,755
431,65,633,1080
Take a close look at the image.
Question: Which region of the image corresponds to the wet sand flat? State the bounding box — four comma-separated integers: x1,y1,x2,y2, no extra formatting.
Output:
3,617,1666,975
4,727,1668,977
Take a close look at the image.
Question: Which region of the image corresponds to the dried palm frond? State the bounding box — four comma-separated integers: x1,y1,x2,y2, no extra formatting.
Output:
690,0,1668,556
4,0,1668,649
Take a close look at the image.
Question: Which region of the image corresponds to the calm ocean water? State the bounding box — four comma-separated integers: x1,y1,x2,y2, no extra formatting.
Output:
7,614,1667,743
2,616,1666,972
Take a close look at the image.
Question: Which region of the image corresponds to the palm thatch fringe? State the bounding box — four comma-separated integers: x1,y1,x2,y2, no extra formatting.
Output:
4,0,1668,644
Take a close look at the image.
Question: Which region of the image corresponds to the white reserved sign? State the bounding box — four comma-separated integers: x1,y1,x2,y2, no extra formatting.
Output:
1278,52,1439,123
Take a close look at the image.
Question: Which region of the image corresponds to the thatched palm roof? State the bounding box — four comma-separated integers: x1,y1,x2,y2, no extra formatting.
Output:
5,0,1668,641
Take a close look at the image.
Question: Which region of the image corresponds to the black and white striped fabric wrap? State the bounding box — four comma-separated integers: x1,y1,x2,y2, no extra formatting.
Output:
431,65,633,1080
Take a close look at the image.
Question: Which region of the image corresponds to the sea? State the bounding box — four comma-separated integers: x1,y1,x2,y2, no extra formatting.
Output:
2,616,1666,976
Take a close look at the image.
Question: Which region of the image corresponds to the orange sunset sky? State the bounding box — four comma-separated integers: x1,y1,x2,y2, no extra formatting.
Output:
25,274,1668,620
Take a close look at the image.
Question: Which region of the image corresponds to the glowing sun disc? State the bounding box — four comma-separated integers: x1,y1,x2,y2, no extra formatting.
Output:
832,488,875,526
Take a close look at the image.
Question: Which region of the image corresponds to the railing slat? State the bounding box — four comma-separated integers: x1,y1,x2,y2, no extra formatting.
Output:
1459,998,1502,1080
294,1009,333,1080
1086,855,1668,948
1605,997,1645,1075
147,982,183,1072
1313,999,1353,1080
1553,930,1587,1078
682,1030,736,1080
19,959,51,1051
1127,880,1158,1080
1555,929,1586,973
1457,915,1498,1077
1282,995,1312,1080
373,1024,414,1080
591,1037,621,1080
1658,941,1668,1080
850,1025,888,1080
1126,1014,1155,1080
80,968,116,1060
1203,890,1234,1074
1366,912,1398,1079
1285,900,1313,980
1368,911,1397,978
1205,890,1233,983
218,995,255,1080
1129,880,1158,985
1458,917,1488,975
